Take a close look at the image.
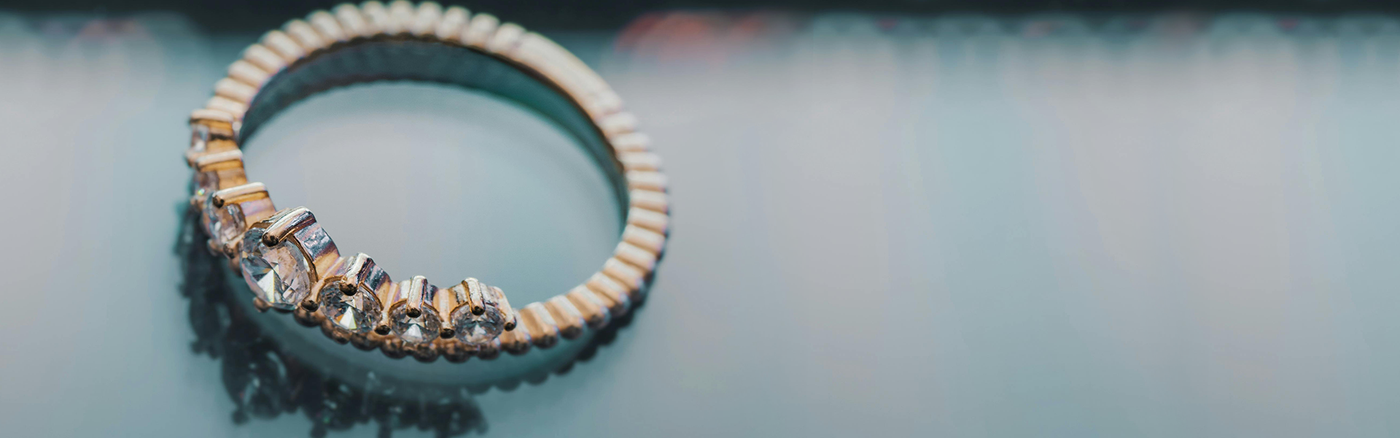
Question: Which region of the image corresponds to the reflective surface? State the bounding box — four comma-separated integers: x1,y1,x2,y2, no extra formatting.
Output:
3,10,1400,437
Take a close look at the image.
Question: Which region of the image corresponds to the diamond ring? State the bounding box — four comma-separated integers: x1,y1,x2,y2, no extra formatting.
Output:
184,1,669,362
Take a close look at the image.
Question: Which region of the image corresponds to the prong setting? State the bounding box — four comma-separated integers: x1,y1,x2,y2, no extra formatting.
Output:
448,278,508,347
205,182,272,255
316,254,389,336
236,207,340,311
387,276,442,346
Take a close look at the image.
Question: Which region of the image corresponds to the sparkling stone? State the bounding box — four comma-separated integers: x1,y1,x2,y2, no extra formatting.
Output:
390,304,441,345
190,124,209,153
193,171,218,200
239,228,312,310
203,198,246,245
319,285,382,334
452,304,504,345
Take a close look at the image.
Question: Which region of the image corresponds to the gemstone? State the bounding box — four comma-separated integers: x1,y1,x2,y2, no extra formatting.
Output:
452,304,504,345
190,124,209,153
193,171,218,200
203,198,246,245
390,303,441,345
189,124,216,203
319,284,382,334
239,227,312,310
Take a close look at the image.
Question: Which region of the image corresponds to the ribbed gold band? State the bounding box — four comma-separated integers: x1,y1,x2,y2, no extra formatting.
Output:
184,1,669,363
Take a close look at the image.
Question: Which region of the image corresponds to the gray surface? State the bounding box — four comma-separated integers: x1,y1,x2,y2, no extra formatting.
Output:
1,10,1398,438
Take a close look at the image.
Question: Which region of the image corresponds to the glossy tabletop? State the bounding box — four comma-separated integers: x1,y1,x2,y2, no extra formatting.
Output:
0,10,1398,438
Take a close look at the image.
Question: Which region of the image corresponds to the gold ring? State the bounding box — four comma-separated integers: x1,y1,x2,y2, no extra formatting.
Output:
184,1,669,363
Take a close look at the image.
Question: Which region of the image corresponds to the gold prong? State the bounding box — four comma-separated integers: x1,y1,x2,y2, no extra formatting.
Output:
340,253,382,289
262,206,314,245
211,182,267,208
461,278,486,315
440,281,466,319
404,275,429,310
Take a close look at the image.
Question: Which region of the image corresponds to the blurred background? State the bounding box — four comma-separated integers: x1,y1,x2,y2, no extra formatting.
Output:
2,0,1400,437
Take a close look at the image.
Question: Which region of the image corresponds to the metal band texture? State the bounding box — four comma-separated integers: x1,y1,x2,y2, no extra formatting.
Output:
184,1,669,363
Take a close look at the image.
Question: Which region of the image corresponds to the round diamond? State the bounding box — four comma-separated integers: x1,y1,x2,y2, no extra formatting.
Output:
319,284,382,334
390,304,441,345
239,228,312,310
452,304,504,345
203,198,246,245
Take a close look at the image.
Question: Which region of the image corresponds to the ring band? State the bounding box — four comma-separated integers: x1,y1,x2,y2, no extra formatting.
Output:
184,1,669,363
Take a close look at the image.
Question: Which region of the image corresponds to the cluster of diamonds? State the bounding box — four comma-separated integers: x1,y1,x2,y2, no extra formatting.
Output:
184,1,670,362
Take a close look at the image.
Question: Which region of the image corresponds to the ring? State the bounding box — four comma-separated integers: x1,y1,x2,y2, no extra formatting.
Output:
183,1,669,363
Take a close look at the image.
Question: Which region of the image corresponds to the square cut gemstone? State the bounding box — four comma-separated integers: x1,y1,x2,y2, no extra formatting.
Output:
239,227,312,310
